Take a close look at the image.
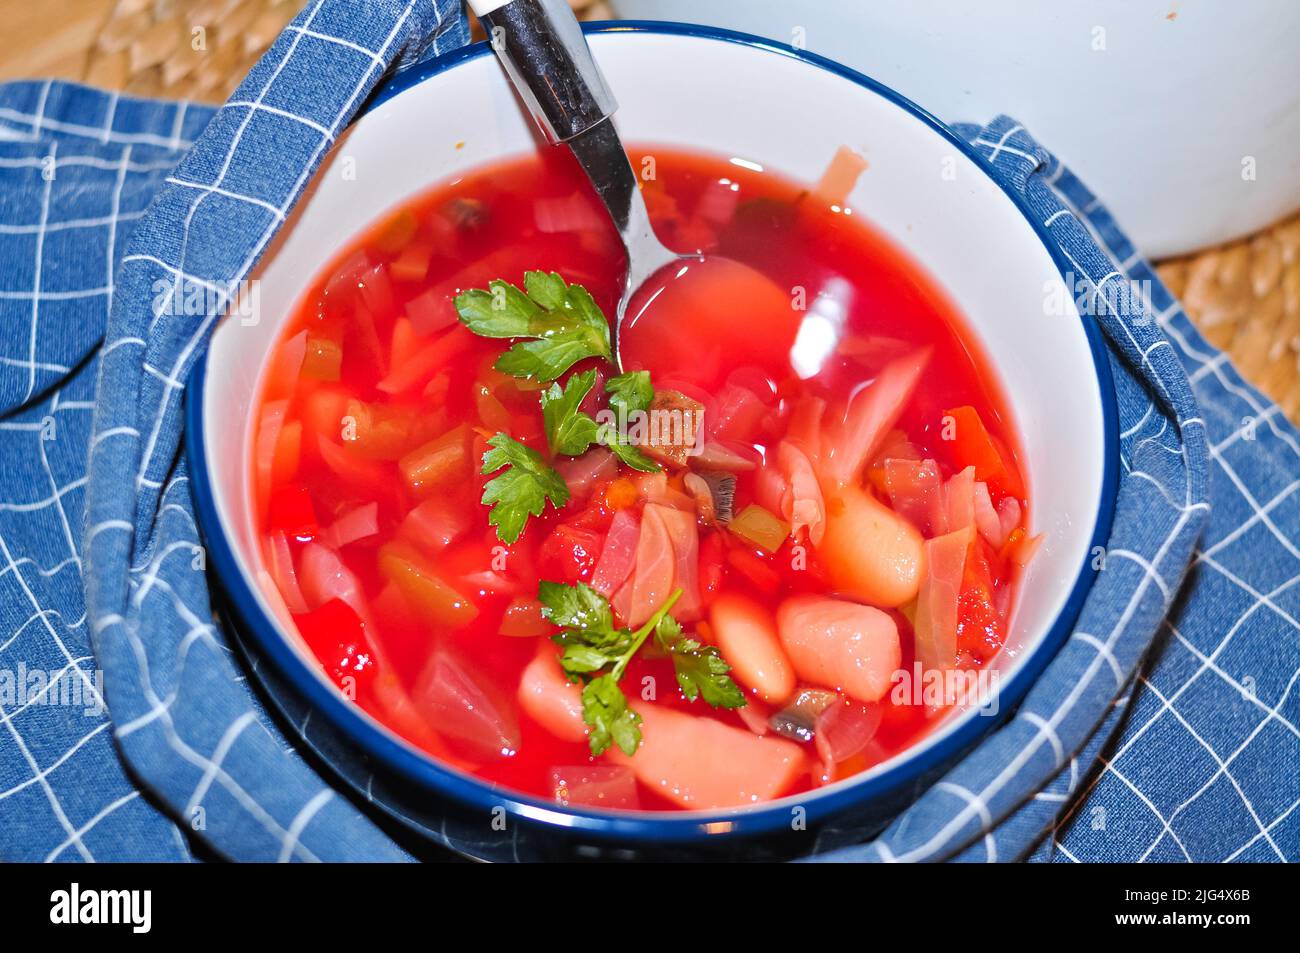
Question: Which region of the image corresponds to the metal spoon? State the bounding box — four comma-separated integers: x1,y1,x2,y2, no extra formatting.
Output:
472,0,692,368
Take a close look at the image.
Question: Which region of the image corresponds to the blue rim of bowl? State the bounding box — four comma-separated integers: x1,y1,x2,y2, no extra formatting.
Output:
184,20,1120,843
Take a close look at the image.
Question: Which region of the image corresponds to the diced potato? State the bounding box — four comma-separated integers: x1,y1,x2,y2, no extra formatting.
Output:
518,647,586,743
610,704,806,809
817,485,923,606
776,595,901,704
709,592,794,703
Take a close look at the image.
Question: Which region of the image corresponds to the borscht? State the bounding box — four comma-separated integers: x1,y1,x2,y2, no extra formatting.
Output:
250,146,1036,812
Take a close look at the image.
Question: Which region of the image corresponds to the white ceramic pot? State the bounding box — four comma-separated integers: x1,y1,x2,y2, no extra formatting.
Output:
610,0,1300,257
188,25,1117,840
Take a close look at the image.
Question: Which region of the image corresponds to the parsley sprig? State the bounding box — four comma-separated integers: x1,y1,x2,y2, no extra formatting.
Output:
540,369,659,472
479,434,569,545
455,271,612,382
539,582,745,756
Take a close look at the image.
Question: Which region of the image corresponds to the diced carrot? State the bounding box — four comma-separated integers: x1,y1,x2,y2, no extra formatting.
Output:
603,476,639,510
398,424,471,496
518,645,586,743
943,405,1024,498
609,704,806,809
264,330,307,402
272,419,302,486
710,592,794,703
379,541,478,630
372,207,419,254
301,386,349,444
389,316,420,371
389,239,433,283
777,595,900,703
301,334,342,381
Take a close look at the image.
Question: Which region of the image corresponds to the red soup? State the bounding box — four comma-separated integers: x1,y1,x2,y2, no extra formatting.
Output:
251,146,1035,812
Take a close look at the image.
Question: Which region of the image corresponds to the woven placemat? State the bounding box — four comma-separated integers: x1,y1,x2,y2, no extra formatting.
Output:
3,0,1295,423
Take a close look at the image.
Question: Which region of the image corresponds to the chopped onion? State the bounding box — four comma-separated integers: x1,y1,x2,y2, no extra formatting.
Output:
264,530,308,614
324,502,379,549
549,765,639,810
768,688,839,743
814,699,881,769
413,647,520,760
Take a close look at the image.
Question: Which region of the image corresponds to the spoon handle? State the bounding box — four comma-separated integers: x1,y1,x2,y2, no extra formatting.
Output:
471,0,617,143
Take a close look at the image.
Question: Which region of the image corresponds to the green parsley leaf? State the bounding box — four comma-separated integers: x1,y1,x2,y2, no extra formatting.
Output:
540,369,660,471
599,425,661,473
582,674,642,757
605,370,654,420
539,582,686,755
655,614,747,709
538,580,615,635
479,434,570,544
541,370,601,457
454,271,612,382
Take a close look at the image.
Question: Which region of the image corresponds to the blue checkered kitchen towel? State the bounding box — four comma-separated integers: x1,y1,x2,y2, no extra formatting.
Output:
0,2,1295,862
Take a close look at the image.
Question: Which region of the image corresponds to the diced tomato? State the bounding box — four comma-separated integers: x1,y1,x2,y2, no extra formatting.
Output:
943,405,1024,498
268,484,318,540
293,598,376,698
499,597,550,637
725,544,781,592
539,523,605,585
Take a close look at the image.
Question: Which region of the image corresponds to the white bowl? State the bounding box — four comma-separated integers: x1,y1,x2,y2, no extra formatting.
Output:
187,24,1118,842
612,0,1300,258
